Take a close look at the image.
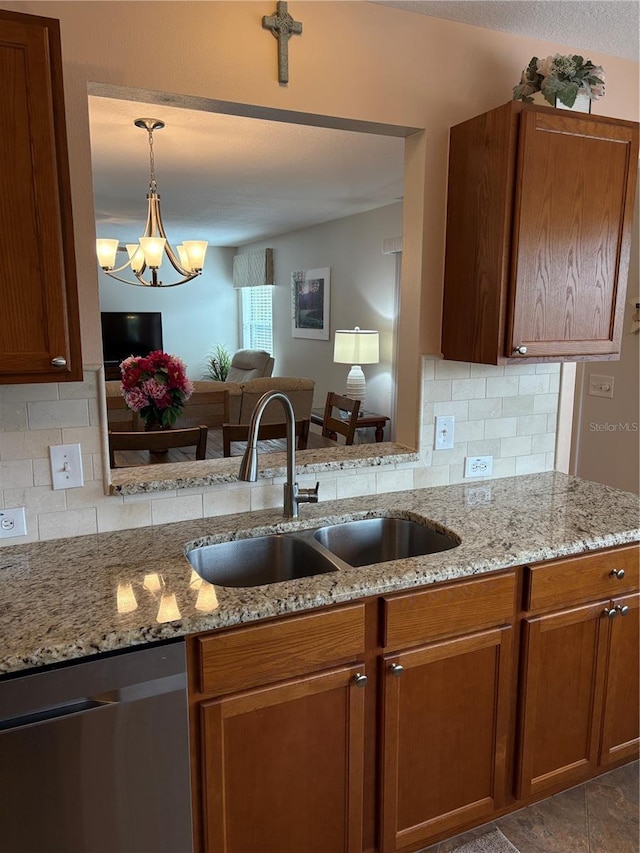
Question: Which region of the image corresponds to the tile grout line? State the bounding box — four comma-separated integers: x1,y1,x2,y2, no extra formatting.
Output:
584,777,593,853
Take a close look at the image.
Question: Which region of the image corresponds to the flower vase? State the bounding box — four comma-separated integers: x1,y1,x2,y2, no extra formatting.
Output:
530,90,591,114
144,417,171,458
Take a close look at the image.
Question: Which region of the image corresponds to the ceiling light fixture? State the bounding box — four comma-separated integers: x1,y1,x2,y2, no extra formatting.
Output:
95,118,208,287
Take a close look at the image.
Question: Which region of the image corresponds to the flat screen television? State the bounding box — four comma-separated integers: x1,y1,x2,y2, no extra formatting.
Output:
101,312,163,367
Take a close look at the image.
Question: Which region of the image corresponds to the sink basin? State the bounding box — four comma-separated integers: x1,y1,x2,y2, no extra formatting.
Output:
313,517,459,567
186,534,339,588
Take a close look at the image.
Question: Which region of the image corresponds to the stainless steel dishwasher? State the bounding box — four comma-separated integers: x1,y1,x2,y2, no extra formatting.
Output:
0,640,193,853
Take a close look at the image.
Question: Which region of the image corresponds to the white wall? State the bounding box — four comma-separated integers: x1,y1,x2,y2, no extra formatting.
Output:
246,202,401,416
99,246,238,380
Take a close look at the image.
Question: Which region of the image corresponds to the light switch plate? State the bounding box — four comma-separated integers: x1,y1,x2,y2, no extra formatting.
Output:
50,443,84,490
434,415,455,450
588,374,615,399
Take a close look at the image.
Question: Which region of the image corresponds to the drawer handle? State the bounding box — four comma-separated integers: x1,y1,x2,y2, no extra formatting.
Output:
389,663,404,677
353,673,368,688
615,604,630,617
514,345,528,355
610,568,626,580
51,357,67,367
603,607,618,620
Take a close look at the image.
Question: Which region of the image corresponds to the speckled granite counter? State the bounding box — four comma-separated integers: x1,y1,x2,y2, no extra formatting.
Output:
1,472,638,675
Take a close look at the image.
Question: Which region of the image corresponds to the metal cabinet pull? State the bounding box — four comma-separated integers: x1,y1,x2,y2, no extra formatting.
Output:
615,604,630,617
353,673,368,688
514,345,528,355
51,357,67,367
610,568,625,579
389,663,404,677
603,607,618,619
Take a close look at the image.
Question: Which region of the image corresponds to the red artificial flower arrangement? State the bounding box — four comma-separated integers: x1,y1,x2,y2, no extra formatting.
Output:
120,350,194,428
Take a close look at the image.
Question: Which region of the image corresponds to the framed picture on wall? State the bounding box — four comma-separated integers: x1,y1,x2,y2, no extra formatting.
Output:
291,268,330,340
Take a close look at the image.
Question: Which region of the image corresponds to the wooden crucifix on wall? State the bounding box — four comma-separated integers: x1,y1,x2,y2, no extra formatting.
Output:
262,1,302,84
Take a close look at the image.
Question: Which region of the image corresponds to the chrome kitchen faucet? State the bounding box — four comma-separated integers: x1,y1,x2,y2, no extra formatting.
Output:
239,390,319,517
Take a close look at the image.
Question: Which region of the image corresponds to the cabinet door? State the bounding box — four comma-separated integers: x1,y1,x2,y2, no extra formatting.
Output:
517,600,609,798
600,592,640,767
509,110,638,360
380,627,513,852
200,663,365,853
0,11,81,383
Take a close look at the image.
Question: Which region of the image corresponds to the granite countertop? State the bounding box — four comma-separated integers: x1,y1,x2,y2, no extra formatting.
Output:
1,472,638,676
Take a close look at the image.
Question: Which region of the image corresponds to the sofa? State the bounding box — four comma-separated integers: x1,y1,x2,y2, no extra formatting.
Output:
105,376,315,432
225,349,275,383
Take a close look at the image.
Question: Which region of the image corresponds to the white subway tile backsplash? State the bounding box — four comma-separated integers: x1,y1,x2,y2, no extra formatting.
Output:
484,417,518,439
454,420,485,443
532,432,556,454
151,494,203,525
97,499,151,533
0,459,33,489
467,438,502,458
535,363,561,374
469,363,505,377
4,485,66,513
533,394,559,414
336,471,377,499
0,402,28,432
515,453,548,475
502,395,535,417
433,400,469,422
425,380,452,402
501,435,533,457
434,360,471,380
452,378,486,401
375,468,414,494
39,507,98,540
491,457,517,478
0,429,63,460
413,464,450,488
27,399,89,430
468,398,503,420
0,383,59,402
203,486,251,517
432,445,468,467
486,376,519,398
518,374,550,396
516,414,549,435
32,457,53,486
60,426,103,454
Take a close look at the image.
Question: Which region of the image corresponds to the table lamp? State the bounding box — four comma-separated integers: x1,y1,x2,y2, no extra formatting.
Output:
333,327,379,403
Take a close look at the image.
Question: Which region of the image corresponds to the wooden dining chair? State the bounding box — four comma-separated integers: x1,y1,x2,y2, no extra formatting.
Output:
322,392,361,446
222,419,310,457
108,425,209,468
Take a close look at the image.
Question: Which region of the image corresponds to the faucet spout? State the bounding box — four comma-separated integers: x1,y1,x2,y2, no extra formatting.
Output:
238,390,319,518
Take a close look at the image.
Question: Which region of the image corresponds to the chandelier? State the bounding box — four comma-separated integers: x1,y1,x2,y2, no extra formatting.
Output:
95,118,208,287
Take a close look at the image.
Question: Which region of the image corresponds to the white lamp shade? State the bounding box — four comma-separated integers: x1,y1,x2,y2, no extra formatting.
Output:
333,329,379,365
177,244,190,270
96,238,119,270
126,243,144,273
182,240,208,272
139,236,166,268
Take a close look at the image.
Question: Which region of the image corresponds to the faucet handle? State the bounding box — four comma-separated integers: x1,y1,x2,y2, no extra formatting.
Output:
297,481,320,504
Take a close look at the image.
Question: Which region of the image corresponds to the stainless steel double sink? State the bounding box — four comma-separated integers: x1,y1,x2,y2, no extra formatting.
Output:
186,517,460,588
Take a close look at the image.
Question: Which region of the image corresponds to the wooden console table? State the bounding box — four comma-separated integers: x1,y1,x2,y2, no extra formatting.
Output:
310,407,390,442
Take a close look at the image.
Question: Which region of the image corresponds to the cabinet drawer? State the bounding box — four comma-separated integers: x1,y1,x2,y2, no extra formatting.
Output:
383,572,516,650
195,603,365,696
525,544,639,613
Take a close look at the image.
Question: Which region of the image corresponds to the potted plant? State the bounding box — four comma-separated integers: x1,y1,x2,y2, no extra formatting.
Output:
120,350,194,429
513,54,605,111
203,343,231,382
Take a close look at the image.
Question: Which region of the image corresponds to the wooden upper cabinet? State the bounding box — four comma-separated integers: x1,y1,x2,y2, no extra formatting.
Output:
442,101,639,365
0,10,81,383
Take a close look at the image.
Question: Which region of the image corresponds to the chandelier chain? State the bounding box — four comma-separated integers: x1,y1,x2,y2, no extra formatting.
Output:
147,127,157,193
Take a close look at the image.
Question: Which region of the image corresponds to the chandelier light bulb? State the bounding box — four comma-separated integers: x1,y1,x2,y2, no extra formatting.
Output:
139,236,166,269
126,243,144,273
96,238,119,270
182,240,208,272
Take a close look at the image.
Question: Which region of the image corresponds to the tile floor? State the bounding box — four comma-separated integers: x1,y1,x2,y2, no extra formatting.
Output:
422,761,639,853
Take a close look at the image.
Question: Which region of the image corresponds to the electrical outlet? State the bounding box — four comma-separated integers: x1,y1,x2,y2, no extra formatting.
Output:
50,443,84,490
464,455,493,478
434,415,455,450
0,507,27,538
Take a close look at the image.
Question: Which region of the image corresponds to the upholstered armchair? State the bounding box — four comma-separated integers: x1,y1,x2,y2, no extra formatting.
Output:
226,349,274,383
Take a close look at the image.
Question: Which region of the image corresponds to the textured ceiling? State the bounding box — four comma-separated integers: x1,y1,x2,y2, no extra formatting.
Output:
373,1,640,61
90,97,405,248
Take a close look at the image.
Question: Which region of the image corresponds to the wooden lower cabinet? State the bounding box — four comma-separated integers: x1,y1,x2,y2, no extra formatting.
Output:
200,663,365,853
517,589,639,799
380,627,514,852
188,547,638,853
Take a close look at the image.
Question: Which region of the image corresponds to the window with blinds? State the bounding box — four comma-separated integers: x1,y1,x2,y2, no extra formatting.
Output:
240,286,273,353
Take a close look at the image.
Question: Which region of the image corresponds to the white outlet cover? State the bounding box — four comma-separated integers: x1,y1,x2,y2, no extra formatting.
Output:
0,507,27,538
464,455,493,478
588,374,615,399
50,443,84,490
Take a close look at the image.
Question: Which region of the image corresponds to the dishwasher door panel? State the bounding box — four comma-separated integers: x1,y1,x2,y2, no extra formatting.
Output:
0,643,193,853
